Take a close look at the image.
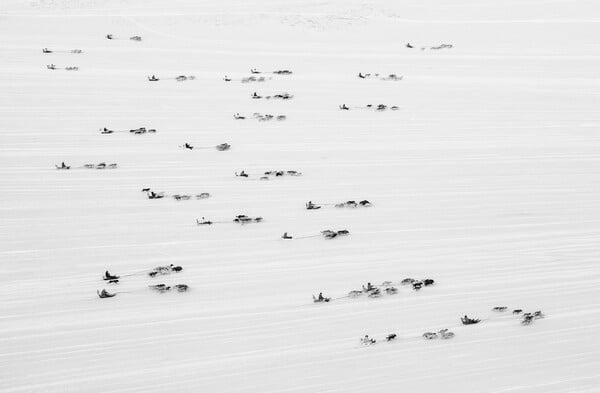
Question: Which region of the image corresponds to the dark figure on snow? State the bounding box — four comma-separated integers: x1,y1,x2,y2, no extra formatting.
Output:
282,232,292,239
223,75,231,81
104,271,119,280
236,170,248,177
358,72,366,79
306,201,321,210
406,43,413,48
339,104,349,110
184,143,193,150
97,289,116,298
461,315,480,325
106,34,113,40
197,217,213,225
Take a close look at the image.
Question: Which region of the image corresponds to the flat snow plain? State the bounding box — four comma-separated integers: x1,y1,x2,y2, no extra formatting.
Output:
1,0,600,392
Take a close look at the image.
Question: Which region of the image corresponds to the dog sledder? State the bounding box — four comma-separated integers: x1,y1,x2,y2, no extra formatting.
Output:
250,92,294,100
55,162,70,170
181,142,231,151
305,200,372,209
357,72,403,81
235,170,302,180
97,289,116,298
143,188,209,201
103,270,120,284
461,315,481,325
339,103,400,111
312,292,331,303
99,126,157,134
195,215,263,225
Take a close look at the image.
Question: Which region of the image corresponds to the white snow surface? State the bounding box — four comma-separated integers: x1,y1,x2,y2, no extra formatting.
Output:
1,0,600,392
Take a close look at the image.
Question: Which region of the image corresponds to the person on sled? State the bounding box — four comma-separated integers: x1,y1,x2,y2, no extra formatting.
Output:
97,289,116,298
196,217,213,225
306,201,321,210
104,271,119,280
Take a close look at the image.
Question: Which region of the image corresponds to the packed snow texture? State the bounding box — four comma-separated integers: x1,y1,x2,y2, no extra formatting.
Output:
1,0,600,392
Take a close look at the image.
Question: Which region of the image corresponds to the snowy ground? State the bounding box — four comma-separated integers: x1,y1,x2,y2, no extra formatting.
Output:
1,0,600,392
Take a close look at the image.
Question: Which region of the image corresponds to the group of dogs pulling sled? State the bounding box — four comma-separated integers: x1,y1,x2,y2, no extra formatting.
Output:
358,307,544,346
235,170,302,180
182,142,230,151
97,264,188,298
305,200,371,210
233,112,287,121
196,215,263,226
101,127,156,135
313,278,436,304
55,162,117,170
251,92,293,100
223,69,293,83
357,72,403,81
105,34,142,41
147,75,195,82
142,188,210,201
46,64,78,71
339,103,399,111
362,329,454,346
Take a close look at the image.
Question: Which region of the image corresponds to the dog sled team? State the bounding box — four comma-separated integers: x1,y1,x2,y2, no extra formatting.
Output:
339,103,399,111
280,229,349,240
346,278,435,299
46,64,78,71
98,264,187,298
305,200,371,210
236,170,301,179
195,215,263,225
142,188,210,201
42,48,82,54
100,127,156,134
56,161,116,170
182,142,230,151
357,72,403,81
251,92,294,100
105,34,142,41
490,307,545,325
233,112,286,121
403,42,453,50
147,75,195,82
